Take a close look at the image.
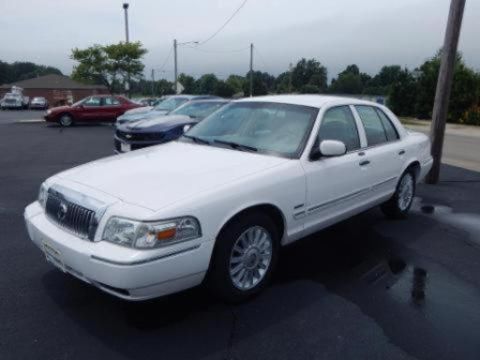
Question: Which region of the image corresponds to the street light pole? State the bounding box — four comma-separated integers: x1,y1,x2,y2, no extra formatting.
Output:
426,0,466,184
174,39,178,94
249,43,254,97
123,3,129,43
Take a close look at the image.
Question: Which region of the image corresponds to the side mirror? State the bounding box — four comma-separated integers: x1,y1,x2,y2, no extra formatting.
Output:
183,124,192,133
319,140,347,157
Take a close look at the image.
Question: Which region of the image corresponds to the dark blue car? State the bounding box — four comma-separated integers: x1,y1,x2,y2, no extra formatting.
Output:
114,99,228,153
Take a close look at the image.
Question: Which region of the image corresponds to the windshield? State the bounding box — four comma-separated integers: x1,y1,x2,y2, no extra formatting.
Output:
184,102,318,158
153,97,189,111
171,101,226,118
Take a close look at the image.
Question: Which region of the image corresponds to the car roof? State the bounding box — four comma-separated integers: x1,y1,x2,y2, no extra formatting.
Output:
235,94,381,109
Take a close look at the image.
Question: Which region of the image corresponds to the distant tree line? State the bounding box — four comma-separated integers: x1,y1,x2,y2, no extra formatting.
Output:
0,61,62,84
130,50,479,125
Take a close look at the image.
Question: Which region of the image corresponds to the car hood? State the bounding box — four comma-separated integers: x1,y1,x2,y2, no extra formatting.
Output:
55,141,288,211
124,106,153,115
124,115,193,131
119,109,169,122
49,105,71,113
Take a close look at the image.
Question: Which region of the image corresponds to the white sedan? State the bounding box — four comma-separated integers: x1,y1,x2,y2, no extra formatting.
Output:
24,95,433,302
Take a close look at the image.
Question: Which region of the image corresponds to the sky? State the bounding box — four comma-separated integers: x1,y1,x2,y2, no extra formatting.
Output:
1,0,479,81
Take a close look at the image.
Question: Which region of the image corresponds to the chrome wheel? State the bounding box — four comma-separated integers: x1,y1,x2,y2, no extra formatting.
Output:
229,226,273,291
398,173,414,211
59,114,72,127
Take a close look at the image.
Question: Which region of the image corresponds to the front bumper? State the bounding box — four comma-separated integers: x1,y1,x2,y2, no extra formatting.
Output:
114,136,166,153
24,202,213,301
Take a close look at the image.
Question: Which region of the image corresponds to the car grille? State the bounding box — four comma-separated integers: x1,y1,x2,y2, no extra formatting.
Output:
45,191,96,240
116,130,165,142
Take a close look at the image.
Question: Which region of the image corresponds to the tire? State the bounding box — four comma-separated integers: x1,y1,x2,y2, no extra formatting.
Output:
381,169,416,219
208,212,280,303
59,114,73,127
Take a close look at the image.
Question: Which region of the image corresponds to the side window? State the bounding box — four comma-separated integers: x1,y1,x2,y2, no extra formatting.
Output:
104,97,120,106
376,109,399,141
83,96,101,106
318,106,360,151
355,105,388,146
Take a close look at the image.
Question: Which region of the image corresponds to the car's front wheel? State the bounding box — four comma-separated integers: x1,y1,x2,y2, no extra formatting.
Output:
209,212,279,303
381,169,416,219
59,114,73,127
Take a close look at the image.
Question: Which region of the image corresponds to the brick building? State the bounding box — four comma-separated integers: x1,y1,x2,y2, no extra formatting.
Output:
0,74,108,107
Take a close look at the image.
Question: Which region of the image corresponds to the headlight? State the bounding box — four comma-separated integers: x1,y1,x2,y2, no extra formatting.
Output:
38,182,49,209
46,109,52,115
102,216,201,249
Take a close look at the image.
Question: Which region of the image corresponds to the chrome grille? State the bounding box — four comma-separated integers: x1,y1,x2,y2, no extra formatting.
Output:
45,191,97,240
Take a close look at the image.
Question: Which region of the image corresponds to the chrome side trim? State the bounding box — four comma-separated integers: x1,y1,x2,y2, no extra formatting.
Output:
90,244,201,266
306,176,397,215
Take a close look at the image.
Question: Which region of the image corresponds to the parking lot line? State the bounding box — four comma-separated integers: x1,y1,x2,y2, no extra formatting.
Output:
16,119,45,123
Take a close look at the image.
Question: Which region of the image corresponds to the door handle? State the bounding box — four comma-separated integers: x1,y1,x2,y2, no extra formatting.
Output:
359,160,370,166
398,149,406,155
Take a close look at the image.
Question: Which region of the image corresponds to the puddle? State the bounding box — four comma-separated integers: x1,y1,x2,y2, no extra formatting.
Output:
412,198,480,246
386,261,480,354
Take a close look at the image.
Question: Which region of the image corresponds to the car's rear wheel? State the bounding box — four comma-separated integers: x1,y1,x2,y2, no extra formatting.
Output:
381,169,416,219
208,212,279,303
59,114,73,127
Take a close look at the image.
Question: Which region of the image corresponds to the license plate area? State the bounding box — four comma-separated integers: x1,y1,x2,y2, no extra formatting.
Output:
121,142,131,152
43,242,65,272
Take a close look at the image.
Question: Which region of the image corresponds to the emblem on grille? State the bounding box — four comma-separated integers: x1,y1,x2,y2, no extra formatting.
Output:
57,202,68,221
125,134,132,139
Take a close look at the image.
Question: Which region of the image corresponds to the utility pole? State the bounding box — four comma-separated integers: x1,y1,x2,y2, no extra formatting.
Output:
288,62,293,93
426,0,466,184
123,3,130,43
173,39,178,94
123,3,130,97
249,43,254,97
151,69,155,96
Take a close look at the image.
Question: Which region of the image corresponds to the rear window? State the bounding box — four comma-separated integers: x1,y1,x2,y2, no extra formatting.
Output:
355,105,388,146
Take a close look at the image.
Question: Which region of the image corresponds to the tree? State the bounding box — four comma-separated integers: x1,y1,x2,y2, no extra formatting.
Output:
178,73,196,93
274,71,291,93
214,80,235,97
362,65,403,95
0,60,62,85
71,42,147,93
291,58,328,93
243,71,272,96
226,75,245,95
329,64,371,94
195,74,219,94
388,68,417,116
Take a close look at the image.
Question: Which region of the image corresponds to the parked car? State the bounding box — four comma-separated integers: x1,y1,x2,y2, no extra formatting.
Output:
115,99,228,153
44,95,142,126
29,97,49,110
1,93,24,110
116,95,219,124
24,95,433,302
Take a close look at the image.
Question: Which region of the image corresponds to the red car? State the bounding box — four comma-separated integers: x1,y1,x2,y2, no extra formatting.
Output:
44,95,141,127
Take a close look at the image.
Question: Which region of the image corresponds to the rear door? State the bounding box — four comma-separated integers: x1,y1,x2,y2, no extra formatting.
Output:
352,105,404,200
302,105,373,234
101,96,123,120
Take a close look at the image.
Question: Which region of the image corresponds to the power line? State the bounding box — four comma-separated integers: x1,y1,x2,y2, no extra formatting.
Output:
198,0,249,45
158,46,173,72
254,46,269,70
183,45,250,54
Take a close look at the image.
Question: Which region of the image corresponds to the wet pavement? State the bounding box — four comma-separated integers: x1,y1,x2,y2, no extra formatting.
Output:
1,121,480,360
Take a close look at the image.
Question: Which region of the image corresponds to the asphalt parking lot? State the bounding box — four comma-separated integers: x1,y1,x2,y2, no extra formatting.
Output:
1,111,480,360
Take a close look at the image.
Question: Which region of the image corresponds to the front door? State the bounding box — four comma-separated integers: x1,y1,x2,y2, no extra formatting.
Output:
78,96,103,121
302,105,372,235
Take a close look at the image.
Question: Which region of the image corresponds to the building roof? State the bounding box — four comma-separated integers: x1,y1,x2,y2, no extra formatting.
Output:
237,94,377,108
0,74,107,90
